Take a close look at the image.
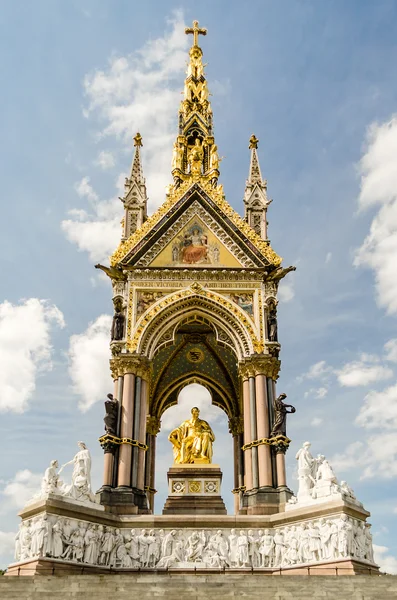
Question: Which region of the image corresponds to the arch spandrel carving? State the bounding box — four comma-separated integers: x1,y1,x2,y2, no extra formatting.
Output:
128,285,262,359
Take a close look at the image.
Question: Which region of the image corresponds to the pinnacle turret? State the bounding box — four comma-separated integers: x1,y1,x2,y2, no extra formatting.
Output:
169,20,221,190
244,135,271,240
120,132,148,240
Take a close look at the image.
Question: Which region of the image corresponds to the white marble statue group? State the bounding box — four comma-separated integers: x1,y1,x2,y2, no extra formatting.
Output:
35,442,96,505
292,441,360,506
14,515,374,569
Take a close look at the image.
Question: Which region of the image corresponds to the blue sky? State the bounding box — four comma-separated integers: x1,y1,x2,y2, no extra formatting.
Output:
1,0,397,572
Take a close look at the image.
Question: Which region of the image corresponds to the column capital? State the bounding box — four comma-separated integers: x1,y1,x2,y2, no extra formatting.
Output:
146,415,161,436
99,434,120,454
238,354,281,380
228,416,244,436
110,354,151,379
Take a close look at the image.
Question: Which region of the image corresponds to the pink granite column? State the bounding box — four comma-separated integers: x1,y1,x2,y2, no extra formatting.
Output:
146,433,157,512
276,450,287,487
255,373,272,487
103,452,114,487
233,434,240,513
117,372,135,487
242,376,253,490
136,378,148,491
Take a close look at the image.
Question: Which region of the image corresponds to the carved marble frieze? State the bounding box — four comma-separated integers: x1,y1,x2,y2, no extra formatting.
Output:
14,513,375,570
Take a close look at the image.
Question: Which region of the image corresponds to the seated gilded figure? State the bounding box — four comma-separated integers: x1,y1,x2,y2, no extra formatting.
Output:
168,407,215,464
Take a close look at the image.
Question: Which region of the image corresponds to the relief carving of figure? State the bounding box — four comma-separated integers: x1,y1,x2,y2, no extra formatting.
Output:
168,407,215,464
258,529,274,567
186,530,206,562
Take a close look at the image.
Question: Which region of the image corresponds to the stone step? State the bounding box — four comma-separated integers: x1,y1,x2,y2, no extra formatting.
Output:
1,575,396,600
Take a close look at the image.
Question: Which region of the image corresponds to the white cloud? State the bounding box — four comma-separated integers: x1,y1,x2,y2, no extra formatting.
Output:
62,210,121,264
75,176,99,202
62,11,189,263
0,531,16,559
336,353,393,387
62,176,122,264
278,280,294,303
95,151,115,170
0,299,65,413
356,383,397,430
1,469,42,510
374,544,397,574
161,383,225,432
298,360,333,383
354,116,397,315
331,433,397,480
304,387,328,400
310,417,323,426
325,252,332,264
68,315,112,412
384,338,397,363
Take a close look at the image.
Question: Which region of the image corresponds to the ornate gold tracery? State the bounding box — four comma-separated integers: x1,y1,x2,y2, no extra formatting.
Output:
129,285,262,359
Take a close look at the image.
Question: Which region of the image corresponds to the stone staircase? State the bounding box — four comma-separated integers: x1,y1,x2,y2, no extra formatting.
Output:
1,574,397,599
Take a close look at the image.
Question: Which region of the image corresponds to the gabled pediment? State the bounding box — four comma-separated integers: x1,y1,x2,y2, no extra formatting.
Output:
244,182,270,209
147,214,243,268
111,182,281,268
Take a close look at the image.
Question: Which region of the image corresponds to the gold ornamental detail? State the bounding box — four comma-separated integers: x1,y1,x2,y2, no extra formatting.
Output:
239,355,281,380
127,285,263,354
188,480,202,494
242,434,291,453
109,355,151,379
110,179,281,268
146,415,161,436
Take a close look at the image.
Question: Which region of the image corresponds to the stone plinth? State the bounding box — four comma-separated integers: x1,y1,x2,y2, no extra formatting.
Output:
162,464,227,515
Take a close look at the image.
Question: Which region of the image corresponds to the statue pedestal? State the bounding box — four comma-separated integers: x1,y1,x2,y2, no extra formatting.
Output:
162,464,227,515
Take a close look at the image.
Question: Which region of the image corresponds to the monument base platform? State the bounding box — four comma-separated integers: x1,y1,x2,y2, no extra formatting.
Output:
163,464,227,515
9,495,378,576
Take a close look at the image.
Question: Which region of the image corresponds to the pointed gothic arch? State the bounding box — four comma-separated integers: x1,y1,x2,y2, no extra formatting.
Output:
132,286,260,360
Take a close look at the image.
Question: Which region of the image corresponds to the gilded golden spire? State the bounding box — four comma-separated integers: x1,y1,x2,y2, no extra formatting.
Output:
169,20,222,191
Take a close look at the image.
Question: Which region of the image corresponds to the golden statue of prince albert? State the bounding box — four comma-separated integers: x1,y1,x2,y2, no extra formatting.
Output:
168,407,215,464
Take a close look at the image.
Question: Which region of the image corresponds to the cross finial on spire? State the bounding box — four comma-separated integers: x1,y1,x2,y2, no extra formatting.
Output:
185,20,207,47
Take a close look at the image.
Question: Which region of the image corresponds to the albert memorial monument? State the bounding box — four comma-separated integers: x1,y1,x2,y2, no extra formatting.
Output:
7,20,377,577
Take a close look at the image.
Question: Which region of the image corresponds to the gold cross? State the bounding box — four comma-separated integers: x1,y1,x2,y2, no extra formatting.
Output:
185,20,207,47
